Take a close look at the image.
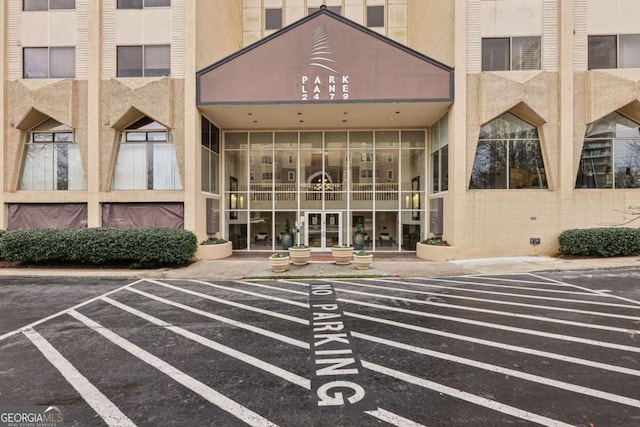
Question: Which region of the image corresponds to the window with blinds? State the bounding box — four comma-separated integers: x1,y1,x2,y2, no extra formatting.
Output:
482,37,541,71
619,34,640,69
588,35,617,69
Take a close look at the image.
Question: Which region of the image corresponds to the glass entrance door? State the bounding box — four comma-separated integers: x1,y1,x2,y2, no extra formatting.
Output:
305,212,341,251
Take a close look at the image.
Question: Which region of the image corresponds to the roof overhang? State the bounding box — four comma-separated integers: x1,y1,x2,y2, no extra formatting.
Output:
196,7,454,129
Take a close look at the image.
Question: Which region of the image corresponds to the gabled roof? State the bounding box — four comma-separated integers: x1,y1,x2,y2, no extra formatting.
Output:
197,6,453,106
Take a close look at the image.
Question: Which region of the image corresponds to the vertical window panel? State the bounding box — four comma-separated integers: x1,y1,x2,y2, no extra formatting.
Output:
23,48,49,78
144,45,170,77
482,38,510,71
50,47,75,78
265,8,283,30
24,0,48,11
117,46,143,77
512,37,541,70
588,35,617,70
619,35,640,69
367,6,384,27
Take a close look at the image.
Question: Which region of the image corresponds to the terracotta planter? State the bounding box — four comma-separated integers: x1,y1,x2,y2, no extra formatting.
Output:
331,246,354,265
416,242,456,261
195,241,233,260
288,247,311,265
269,255,290,272
353,253,373,270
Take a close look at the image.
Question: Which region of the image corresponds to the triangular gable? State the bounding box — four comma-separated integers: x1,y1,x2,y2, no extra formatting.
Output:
197,7,453,105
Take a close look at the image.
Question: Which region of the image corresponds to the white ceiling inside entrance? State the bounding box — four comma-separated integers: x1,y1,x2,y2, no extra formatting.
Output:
198,101,452,130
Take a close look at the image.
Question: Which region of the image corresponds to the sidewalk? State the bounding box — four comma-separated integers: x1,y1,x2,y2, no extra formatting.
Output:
1,254,637,280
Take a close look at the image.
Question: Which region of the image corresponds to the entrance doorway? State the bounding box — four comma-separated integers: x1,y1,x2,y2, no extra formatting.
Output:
305,212,341,251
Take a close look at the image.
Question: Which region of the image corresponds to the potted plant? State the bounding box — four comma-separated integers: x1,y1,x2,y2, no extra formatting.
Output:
353,250,373,270
281,218,293,250
353,218,365,250
331,244,354,265
416,235,456,261
269,252,289,272
196,236,233,260
288,244,311,265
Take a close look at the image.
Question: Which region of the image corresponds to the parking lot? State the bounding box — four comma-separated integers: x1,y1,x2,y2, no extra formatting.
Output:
1,271,640,426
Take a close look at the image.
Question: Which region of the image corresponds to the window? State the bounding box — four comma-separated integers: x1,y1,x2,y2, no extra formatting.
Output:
482,37,541,71
261,156,273,165
288,154,294,164
262,172,273,181
589,34,640,69
360,152,373,163
24,0,75,10
265,8,282,30
112,117,182,190
430,113,449,193
23,47,75,78
387,170,394,180
367,6,384,27
201,116,219,194
288,171,295,181
576,112,640,189
470,113,547,189
308,6,341,15
19,119,85,190
117,0,169,8
117,45,170,77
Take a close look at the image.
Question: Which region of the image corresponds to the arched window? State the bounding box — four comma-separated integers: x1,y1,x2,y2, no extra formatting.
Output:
19,118,85,190
112,117,182,190
576,112,640,189
469,112,547,190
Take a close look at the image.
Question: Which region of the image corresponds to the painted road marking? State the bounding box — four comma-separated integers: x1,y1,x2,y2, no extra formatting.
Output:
332,286,640,335
143,279,308,325
337,297,640,353
101,296,311,390
529,273,640,307
361,360,576,427
0,279,143,343
345,310,640,377
23,327,137,427
67,309,280,427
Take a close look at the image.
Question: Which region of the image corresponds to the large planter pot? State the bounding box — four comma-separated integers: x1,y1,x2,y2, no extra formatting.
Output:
416,242,456,261
353,253,373,270
281,232,293,250
195,241,233,260
269,255,290,272
288,247,311,265
353,232,365,250
331,246,354,265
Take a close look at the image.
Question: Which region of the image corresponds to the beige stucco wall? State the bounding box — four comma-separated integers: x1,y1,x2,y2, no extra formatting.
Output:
407,0,454,66
196,0,243,71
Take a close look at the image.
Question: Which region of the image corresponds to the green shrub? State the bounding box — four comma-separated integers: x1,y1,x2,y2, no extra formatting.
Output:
0,227,198,268
558,227,640,257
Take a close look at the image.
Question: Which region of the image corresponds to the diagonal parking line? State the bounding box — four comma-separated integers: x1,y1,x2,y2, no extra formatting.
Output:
373,278,640,309
67,309,280,427
353,331,640,409
138,279,308,325
338,298,640,353
362,360,575,427
23,327,137,427
364,408,426,426
331,285,640,335
528,273,640,307
345,310,640,377
101,296,311,390
0,279,144,343
329,279,640,321
124,288,309,349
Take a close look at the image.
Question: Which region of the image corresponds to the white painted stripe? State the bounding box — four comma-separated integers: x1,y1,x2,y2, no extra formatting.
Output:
330,279,640,322
232,280,308,296
180,279,309,308
140,280,308,325
0,279,143,343
23,328,137,427
67,310,279,427
528,274,640,307
332,286,640,335
279,280,311,287
125,288,308,349
364,407,426,426
338,298,640,354
101,297,311,390
354,331,640,409
376,278,635,307
362,360,575,427
462,274,576,286
404,277,604,296
345,310,640,378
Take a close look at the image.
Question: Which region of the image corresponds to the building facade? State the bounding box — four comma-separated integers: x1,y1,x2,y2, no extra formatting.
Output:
1,0,640,258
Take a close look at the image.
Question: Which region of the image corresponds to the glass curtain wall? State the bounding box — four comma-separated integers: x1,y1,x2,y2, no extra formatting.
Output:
223,130,425,251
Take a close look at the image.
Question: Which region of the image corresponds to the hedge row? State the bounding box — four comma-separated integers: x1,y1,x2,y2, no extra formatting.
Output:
0,227,198,268
558,227,640,257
